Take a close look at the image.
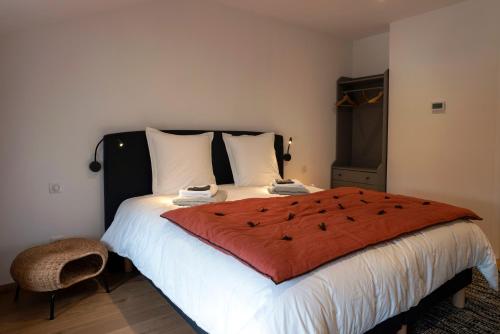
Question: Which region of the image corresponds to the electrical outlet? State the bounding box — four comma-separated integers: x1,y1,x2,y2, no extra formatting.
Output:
49,183,62,194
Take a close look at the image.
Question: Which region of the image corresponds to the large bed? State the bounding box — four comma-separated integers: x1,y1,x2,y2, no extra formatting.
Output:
100,130,497,334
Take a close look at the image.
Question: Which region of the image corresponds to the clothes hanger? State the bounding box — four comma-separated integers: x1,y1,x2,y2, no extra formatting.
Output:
336,93,356,107
367,91,383,104
361,91,369,105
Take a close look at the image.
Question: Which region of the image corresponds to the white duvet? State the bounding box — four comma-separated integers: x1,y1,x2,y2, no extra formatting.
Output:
101,185,498,334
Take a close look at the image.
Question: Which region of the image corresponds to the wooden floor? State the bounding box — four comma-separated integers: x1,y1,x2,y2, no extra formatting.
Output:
2,261,499,334
0,274,195,334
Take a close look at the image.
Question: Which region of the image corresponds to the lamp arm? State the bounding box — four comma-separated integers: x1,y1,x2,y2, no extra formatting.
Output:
93,138,104,162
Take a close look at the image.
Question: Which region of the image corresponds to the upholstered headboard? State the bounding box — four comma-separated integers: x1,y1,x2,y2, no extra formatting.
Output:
103,130,284,230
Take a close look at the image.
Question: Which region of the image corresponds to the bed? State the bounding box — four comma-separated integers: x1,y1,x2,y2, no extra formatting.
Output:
100,130,497,334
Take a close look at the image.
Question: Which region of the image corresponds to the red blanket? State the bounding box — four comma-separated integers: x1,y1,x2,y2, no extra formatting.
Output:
162,187,480,283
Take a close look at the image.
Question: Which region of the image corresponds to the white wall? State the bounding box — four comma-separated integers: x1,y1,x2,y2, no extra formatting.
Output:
352,32,389,77
388,0,500,256
0,0,351,283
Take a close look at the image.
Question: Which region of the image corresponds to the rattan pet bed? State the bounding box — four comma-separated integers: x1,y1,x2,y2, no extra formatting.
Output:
10,238,109,319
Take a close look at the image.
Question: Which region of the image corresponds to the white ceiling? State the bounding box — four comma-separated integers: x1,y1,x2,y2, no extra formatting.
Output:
0,0,465,38
215,0,466,38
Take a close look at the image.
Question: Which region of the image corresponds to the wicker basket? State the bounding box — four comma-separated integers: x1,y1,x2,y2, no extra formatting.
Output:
10,238,108,292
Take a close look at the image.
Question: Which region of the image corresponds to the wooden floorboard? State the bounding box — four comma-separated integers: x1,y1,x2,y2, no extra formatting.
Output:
0,274,195,334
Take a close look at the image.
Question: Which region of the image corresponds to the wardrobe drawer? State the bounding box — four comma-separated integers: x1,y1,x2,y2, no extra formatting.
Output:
332,168,378,185
332,180,381,191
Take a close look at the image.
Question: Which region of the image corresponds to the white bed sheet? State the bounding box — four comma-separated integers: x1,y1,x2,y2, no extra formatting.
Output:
101,185,498,334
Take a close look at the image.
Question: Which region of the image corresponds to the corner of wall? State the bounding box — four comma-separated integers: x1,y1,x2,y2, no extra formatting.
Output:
351,32,389,77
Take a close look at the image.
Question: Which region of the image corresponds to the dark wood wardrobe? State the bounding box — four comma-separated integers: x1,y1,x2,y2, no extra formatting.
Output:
331,70,388,191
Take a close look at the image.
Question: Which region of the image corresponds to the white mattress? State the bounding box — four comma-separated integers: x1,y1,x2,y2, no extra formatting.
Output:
101,185,498,334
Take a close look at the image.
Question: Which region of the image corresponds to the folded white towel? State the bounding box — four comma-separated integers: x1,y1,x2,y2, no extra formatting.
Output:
173,190,227,207
268,187,310,195
271,179,307,193
272,184,307,191
179,184,218,198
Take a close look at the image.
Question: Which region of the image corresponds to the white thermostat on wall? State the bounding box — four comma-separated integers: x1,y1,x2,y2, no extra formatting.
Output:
431,100,446,113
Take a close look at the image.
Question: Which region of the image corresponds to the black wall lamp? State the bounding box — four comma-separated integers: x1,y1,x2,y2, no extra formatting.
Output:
89,138,104,172
89,138,124,172
283,137,292,161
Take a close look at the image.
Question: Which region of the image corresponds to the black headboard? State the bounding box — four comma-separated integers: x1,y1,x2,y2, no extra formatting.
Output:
103,130,284,229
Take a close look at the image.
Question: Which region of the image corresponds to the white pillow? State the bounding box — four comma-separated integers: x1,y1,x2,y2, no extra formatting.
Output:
223,132,280,186
146,128,216,195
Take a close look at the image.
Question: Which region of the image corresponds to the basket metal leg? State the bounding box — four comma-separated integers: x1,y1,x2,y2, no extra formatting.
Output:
14,284,20,302
49,292,56,320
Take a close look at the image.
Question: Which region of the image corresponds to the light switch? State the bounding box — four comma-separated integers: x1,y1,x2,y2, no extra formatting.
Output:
432,101,446,113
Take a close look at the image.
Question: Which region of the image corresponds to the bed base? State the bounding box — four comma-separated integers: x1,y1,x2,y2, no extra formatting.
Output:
452,288,465,308
123,258,134,273
135,258,471,334
396,324,408,334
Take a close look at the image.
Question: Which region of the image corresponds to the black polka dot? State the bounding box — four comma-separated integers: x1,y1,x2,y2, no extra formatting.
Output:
318,209,327,214
319,222,327,231
214,212,225,216
287,212,295,221
395,204,403,209
282,235,293,241
247,221,259,227
291,201,299,206
338,203,345,210
377,210,386,215
315,200,321,204
385,196,391,200
359,190,364,195
333,195,339,199
422,201,431,205
258,208,268,212
347,216,355,222
360,199,368,204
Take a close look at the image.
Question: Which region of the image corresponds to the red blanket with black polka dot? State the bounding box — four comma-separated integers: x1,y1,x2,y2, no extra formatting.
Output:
161,187,480,284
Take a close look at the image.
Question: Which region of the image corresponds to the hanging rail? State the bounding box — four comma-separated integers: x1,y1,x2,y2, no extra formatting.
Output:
342,86,383,94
